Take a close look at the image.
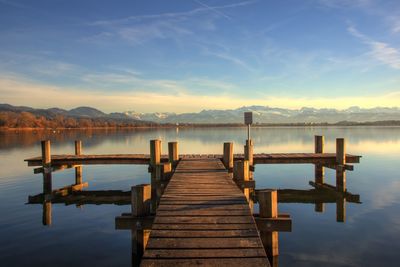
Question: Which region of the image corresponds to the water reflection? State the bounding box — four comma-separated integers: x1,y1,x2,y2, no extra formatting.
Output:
26,157,362,266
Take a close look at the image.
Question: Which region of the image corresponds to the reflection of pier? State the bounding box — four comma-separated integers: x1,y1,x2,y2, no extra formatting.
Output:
26,135,361,266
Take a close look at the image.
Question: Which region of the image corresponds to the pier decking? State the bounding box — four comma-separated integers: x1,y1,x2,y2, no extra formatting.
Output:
140,158,270,267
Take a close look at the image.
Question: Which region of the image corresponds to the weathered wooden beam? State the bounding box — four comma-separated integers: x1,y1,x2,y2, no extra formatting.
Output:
75,140,82,155
254,215,292,232
115,215,154,230
309,181,360,203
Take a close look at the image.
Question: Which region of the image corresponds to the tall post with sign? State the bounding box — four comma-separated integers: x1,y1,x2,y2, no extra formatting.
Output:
244,112,254,167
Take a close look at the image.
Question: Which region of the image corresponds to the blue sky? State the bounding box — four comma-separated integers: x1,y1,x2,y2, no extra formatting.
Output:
0,0,399,112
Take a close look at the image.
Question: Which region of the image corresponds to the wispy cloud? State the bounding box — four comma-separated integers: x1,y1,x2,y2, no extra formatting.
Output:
348,25,400,69
87,1,257,45
1,74,400,113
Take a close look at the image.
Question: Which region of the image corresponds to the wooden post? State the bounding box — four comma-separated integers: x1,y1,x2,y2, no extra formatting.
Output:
150,139,161,168
131,184,151,217
168,142,179,167
314,136,325,207
233,160,249,182
41,140,52,194
156,163,172,182
244,139,254,167
336,138,346,192
258,190,279,259
75,140,83,185
41,140,51,167
131,229,150,267
223,142,233,171
314,135,324,153
75,140,82,155
258,189,278,218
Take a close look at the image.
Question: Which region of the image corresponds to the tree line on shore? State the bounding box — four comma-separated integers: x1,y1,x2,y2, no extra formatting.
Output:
0,111,156,129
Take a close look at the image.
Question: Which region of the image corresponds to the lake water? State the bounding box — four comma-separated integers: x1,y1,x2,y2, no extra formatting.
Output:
0,127,399,267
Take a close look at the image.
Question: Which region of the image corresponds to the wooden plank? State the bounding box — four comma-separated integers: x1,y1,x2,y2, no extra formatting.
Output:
143,248,266,258
146,237,264,249
141,258,269,267
151,223,257,230
149,229,259,238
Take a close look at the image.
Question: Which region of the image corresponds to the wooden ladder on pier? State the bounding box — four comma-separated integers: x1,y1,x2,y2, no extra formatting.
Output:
140,158,270,267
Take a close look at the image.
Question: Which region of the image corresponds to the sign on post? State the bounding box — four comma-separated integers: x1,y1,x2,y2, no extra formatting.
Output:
244,112,253,125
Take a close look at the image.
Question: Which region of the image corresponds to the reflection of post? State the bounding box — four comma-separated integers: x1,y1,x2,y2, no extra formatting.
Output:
336,138,346,192
150,140,161,213
223,142,233,171
168,141,179,167
41,140,52,226
258,190,279,265
336,196,346,222
74,140,83,185
244,139,254,167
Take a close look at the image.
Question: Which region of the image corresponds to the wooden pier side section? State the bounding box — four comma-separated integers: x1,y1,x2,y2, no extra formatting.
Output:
140,158,270,267
25,153,361,167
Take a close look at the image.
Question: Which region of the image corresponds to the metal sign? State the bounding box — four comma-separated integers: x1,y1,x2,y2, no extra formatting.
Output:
244,112,253,125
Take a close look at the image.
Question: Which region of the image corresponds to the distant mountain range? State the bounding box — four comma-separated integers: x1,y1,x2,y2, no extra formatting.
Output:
124,105,400,124
2,103,400,124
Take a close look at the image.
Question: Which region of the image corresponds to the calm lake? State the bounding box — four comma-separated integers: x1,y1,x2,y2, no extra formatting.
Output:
0,127,399,267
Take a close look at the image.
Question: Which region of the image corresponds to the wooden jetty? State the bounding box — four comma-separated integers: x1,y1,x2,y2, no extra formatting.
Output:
25,134,362,266
139,158,269,266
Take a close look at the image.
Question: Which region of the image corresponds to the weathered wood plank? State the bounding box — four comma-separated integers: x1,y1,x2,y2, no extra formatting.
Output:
143,248,266,258
141,258,269,267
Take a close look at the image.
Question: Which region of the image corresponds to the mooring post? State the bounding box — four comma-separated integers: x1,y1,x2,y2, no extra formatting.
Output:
223,142,234,171
258,190,279,259
244,139,254,167
150,139,161,169
41,140,52,226
150,140,161,213
168,141,179,167
155,163,172,203
336,138,346,192
41,140,52,194
74,140,83,185
314,135,324,153
131,184,151,217
233,160,249,182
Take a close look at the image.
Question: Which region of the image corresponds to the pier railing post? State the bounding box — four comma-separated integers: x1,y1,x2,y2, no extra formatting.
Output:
314,135,324,153
223,142,233,171
131,184,151,217
150,139,161,169
258,190,279,260
336,138,346,192
74,140,83,185
244,139,254,167
168,142,179,167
